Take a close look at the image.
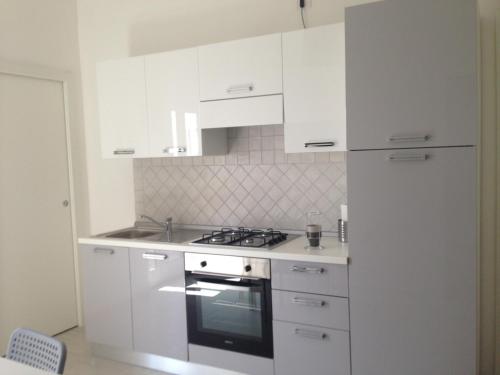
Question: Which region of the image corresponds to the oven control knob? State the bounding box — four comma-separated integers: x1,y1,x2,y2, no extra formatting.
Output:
200,261,207,268
244,265,252,272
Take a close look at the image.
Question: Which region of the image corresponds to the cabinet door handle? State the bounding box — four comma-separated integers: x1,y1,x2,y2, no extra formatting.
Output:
388,153,430,162
142,253,168,261
388,134,431,143
294,328,328,340
163,147,187,154
113,148,135,155
227,83,254,94
292,297,327,308
290,266,325,274
94,247,114,255
304,141,335,148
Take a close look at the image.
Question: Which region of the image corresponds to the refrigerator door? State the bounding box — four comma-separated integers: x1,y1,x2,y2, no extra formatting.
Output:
346,0,478,150
347,147,477,375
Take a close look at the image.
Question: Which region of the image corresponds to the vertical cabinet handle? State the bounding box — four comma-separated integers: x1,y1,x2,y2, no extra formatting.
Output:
227,83,254,94
292,297,327,308
388,135,431,143
94,247,114,255
113,148,135,155
290,266,325,274
387,153,430,162
304,141,335,148
294,328,328,340
142,253,168,261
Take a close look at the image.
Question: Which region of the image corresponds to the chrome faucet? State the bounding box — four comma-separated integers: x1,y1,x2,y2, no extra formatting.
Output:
140,215,173,241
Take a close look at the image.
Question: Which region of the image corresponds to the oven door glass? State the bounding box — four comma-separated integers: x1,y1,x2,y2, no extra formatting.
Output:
185,273,273,358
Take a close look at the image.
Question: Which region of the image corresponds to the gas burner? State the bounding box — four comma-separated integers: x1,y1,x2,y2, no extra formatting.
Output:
210,236,225,243
191,227,297,249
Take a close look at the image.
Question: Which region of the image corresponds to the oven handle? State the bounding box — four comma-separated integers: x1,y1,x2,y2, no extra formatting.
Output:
190,270,265,281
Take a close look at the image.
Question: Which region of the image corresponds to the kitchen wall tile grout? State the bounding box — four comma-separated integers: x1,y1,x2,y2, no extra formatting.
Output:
134,125,347,231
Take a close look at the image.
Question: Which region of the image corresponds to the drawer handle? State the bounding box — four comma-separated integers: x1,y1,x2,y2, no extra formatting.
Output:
94,247,114,255
292,297,326,308
290,266,325,274
163,147,187,154
113,148,135,155
294,328,327,340
227,83,254,94
304,141,335,148
388,153,429,162
142,253,168,261
388,134,431,143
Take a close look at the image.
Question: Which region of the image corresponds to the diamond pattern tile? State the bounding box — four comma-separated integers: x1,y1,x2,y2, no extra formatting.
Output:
134,125,347,231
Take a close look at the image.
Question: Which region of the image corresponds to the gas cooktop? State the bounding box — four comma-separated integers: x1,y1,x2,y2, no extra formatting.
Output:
190,227,298,249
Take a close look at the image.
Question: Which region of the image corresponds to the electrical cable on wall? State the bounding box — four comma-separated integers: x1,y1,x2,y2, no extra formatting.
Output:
299,0,306,28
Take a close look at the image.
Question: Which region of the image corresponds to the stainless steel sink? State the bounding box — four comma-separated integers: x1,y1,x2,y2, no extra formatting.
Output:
105,229,159,239
101,227,205,243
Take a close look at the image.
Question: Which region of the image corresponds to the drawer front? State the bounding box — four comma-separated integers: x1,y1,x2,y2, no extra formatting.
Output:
272,290,349,331
271,260,348,297
274,321,350,375
200,95,283,129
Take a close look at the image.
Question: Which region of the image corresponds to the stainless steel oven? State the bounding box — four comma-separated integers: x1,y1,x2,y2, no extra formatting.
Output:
185,253,273,358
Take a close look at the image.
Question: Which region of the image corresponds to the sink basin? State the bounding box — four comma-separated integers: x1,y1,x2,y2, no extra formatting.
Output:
101,227,205,243
105,229,159,239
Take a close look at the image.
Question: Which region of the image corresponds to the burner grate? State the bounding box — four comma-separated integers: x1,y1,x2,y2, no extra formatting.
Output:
193,227,289,248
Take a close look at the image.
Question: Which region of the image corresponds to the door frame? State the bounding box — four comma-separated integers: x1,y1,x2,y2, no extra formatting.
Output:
0,59,82,326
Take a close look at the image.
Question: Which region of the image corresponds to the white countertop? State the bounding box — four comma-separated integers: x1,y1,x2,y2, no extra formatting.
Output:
78,234,348,265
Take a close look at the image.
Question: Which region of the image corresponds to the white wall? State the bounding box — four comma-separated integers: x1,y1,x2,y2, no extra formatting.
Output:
0,0,89,236
75,0,376,235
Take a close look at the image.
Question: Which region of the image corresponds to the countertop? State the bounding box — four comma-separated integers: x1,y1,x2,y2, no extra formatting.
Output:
78,232,349,265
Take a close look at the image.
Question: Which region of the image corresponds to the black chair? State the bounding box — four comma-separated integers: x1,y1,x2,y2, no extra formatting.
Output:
6,328,67,374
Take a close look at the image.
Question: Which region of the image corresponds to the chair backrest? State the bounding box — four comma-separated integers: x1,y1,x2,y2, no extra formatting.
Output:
6,328,67,374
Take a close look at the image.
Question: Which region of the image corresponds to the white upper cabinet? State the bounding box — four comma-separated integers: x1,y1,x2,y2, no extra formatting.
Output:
145,48,202,157
346,0,478,150
283,23,346,153
96,57,149,158
198,33,283,101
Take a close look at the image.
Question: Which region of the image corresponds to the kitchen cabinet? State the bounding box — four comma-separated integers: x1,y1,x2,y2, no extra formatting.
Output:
271,259,348,297
129,248,188,360
272,259,350,375
283,23,346,153
200,95,283,129
145,48,200,157
198,33,282,101
347,147,476,375
272,290,349,331
274,321,350,375
79,245,133,349
96,57,149,158
346,0,478,150
145,49,226,157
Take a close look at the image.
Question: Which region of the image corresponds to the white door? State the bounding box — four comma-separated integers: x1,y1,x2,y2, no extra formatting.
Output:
0,73,78,353
96,56,149,158
283,23,346,153
145,48,201,157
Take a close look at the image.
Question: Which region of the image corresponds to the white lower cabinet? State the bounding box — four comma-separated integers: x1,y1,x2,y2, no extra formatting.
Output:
274,321,350,375
129,248,188,360
271,259,350,375
80,245,133,349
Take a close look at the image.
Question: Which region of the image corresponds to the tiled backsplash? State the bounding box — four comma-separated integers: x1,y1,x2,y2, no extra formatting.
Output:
134,125,347,232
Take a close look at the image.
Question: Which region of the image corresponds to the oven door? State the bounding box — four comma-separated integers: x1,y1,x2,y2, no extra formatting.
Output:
185,272,273,358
